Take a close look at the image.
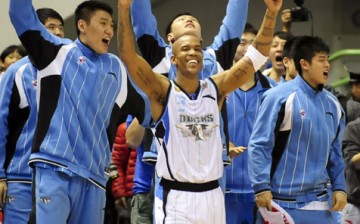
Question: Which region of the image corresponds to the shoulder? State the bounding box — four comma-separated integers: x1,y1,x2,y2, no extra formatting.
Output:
263,81,296,100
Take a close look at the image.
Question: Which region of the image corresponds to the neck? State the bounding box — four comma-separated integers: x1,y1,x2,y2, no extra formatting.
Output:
175,73,199,94
269,68,284,82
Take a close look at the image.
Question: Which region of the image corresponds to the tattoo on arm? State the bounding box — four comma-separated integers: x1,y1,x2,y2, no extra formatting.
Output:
261,27,274,37
253,40,273,48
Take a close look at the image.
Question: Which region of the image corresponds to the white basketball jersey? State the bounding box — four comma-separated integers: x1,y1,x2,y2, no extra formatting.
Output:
154,79,224,183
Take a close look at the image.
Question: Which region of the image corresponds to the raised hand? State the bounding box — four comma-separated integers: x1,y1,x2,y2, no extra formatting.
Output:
264,0,283,13
118,0,132,7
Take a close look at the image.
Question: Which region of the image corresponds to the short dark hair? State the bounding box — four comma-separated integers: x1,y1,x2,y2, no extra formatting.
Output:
282,37,297,59
74,0,113,36
273,31,294,42
243,23,257,35
0,45,27,62
36,8,64,26
292,36,330,76
165,12,194,36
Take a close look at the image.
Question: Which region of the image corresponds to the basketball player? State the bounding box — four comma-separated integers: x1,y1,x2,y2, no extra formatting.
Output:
117,0,282,222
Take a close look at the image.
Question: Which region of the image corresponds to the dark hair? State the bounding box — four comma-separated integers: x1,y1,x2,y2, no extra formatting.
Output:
165,12,194,36
292,36,330,76
273,31,294,42
36,8,64,26
282,36,298,59
0,45,27,62
74,0,113,36
243,23,258,35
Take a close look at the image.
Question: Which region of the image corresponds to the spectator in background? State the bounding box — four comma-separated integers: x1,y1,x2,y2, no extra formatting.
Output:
341,117,360,224
262,31,294,83
282,36,298,81
111,122,137,224
0,45,27,77
345,64,360,123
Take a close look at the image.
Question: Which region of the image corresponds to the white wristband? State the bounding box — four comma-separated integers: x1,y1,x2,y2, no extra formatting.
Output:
244,45,268,71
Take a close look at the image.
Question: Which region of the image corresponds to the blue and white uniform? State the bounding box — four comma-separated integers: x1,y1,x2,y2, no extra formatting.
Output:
153,79,225,224
0,57,38,224
225,72,273,224
132,0,249,185
9,1,150,223
248,75,346,222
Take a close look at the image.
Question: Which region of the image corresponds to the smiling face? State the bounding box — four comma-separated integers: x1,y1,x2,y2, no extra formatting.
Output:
78,9,114,54
167,15,202,44
301,52,330,88
171,35,203,77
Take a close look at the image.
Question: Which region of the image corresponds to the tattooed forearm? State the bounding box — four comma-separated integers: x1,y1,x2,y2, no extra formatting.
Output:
261,27,274,37
234,58,252,78
253,40,273,48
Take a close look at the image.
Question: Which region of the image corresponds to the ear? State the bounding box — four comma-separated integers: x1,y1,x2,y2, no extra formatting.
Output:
282,57,289,68
170,55,177,65
77,19,87,34
167,33,175,45
300,59,309,72
0,60,4,72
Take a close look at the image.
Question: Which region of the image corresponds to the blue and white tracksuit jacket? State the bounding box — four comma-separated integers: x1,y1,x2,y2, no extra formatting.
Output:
0,57,37,184
225,72,273,193
248,75,346,208
9,0,151,189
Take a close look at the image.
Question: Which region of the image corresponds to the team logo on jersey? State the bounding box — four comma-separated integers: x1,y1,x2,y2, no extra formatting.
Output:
300,109,306,119
6,196,15,203
176,114,218,141
201,81,208,89
77,56,86,64
32,79,37,88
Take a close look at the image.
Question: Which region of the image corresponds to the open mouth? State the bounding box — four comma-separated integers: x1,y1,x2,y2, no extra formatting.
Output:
323,71,329,77
102,38,110,46
275,56,283,62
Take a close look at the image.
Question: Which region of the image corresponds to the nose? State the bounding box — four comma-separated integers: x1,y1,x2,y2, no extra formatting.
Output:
106,25,114,37
54,28,64,38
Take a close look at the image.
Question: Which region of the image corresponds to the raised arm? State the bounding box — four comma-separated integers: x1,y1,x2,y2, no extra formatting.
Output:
214,0,282,98
209,0,249,70
117,0,169,122
9,0,70,70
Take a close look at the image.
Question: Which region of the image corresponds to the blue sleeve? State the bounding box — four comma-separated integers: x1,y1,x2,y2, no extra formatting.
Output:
0,64,20,179
327,107,346,192
9,0,71,70
210,0,249,48
247,90,284,193
207,0,249,70
131,0,167,47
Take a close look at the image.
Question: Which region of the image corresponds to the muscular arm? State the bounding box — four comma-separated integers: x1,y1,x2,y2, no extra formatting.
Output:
213,0,281,99
118,0,169,122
